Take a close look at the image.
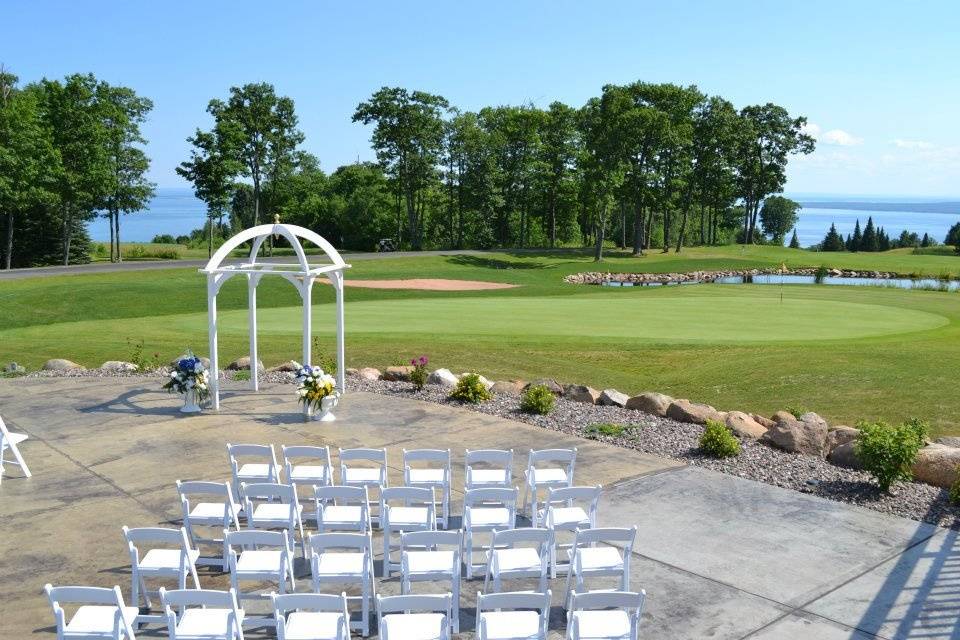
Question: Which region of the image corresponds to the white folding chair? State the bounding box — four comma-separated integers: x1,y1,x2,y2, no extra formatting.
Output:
240,482,306,557
176,480,243,570
522,448,577,526
400,530,462,634
381,486,436,576
314,485,371,533
564,527,637,610
122,526,200,622
542,485,602,578
44,584,139,640
272,592,350,640
309,532,376,637
376,594,452,640
159,588,245,639
566,590,646,640
475,590,551,640
227,443,280,496
0,415,31,485
464,449,513,490
484,528,551,594
403,449,452,529
338,448,388,528
462,487,518,579
283,445,333,489
225,529,296,614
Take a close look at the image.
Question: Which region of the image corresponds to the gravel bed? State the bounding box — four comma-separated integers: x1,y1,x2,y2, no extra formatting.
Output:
18,368,960,530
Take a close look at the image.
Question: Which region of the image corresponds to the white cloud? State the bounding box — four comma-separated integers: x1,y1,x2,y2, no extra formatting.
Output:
801,122,822,138
821,129,863,146
891,139,934,150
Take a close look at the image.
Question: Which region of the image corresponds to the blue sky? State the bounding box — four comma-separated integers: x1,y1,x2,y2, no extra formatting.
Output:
6,1,960,197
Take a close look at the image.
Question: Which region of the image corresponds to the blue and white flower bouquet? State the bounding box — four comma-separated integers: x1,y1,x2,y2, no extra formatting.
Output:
294,362,338,420
163,352,210,412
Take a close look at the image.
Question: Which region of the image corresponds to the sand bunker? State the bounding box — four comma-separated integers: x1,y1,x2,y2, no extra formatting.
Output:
324,278,518,291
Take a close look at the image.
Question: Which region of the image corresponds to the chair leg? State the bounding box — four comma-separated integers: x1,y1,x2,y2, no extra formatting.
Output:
564,567,574,610
361,575,370,637
189,563,201,590
464,531,473,579
452,573,460,633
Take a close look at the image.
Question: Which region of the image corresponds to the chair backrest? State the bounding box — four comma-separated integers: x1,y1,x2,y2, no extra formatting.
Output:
45,584,133,638
477,589,551,617
315,484,369,505
490,527,551,550
528,447,577,471
381,486,435,507
160,587,239,609
282,445,332,475
573,526,637,549
545,485,602,522
241,481,297,501
465,449,513,470
464,486,519,508
338,447,386,465
308,531,372,555
272,591,349,614
377,593,452,615
123,526,192,562
225,528,291,552
177,480,237,503
403,448,451,473
400,529,462,551
570,589,646,612
227,443,278,473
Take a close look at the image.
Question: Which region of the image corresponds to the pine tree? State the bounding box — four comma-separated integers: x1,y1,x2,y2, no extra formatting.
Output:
849,220,863,252
821,223,845,251
878,227,891,251
921,232,931,247
946,221,960,247
845,233,853,251
789,229,800,249
861,217,878,252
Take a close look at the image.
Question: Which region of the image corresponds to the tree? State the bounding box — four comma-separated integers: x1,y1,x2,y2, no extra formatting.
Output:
353,87,450,250
735,104,815,244
789,229,800,249
821,223,845,251
847,219,862,252
878,227,891,251
759,195,801,244
580,94,626,262
0,68,58,269
207,83,304,229
538,101,578,248
945,221,960,247
38,73,112,266
861,216,878,252
896,229,919,249
177,129,237,257
97,83,155,262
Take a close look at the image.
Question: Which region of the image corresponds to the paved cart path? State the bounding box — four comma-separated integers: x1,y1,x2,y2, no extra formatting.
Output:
0,377,952,638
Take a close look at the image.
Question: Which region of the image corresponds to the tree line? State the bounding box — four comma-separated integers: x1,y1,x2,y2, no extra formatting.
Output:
181,82,815,260
0,68,153,268
818,217,960,253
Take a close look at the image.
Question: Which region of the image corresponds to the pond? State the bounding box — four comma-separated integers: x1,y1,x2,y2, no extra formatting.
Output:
600,274,960,291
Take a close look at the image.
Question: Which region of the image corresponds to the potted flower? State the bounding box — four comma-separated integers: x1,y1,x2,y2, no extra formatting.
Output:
294,362,339,422
163,352,210,413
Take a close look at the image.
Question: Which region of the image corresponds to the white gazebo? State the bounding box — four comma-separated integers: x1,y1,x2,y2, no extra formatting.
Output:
200,223,350,410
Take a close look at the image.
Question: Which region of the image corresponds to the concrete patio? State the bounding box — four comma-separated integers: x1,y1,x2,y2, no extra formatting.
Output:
0,377,956,639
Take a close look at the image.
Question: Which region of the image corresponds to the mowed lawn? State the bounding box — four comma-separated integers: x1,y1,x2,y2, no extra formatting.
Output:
2,245,960,435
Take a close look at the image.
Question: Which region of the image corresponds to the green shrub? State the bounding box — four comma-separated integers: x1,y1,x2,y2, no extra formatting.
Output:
520,384,555,415
126,337,149,371
584,422,627,439
123,244,181,260
449,373,492,404
785,405,808,419
409,355,429,391
233,370,251,381
855,418,927,492
152,234,176,244
699,419,740,458
950,470,960,505
814,265,829,284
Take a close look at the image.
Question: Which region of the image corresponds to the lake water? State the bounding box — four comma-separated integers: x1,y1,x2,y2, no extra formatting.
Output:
87,188,960,248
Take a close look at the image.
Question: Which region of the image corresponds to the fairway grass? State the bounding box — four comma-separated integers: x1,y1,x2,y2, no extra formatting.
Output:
3,245,960,436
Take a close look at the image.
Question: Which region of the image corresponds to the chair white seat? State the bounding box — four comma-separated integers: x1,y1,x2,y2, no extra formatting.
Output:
175,607,245,637
342,468,381,483
284,610,347,639
479,610,542,639
527,468,568,484
190,502,242,521
470,507,513,527
388,506,432,527
252,503,303,521
289,465,329,482
407,468,445,483
571,546,624,571
140,548,201,572
492,548,542,573
571,610,632,639
237,463,272,479
381,612,447,640
546,506,590,527
64,605,139,634
405,550,456,574
469,469,509,486
2,432,27,447
235,549,284,573
314,552,365,576
319,504,363,523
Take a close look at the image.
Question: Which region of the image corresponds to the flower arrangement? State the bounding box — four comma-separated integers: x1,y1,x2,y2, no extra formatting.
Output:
294,362,338,413
409,355,429,391
163,352,210,402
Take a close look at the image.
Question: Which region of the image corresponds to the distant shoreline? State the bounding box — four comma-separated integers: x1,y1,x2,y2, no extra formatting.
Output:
797,201,960,215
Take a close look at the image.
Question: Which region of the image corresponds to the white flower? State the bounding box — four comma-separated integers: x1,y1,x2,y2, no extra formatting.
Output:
169,371,177,379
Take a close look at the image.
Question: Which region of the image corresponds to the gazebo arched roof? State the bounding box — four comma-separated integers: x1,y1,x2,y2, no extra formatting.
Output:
203,223,347,275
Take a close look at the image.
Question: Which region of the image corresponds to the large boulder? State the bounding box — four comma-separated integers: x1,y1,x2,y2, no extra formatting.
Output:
491,380,525,396
725,411,768,439
427,368,459,387
771,410,796,424
828,442,863,469
227,356,265,372
599,389,629,408
912,444,960,489
526,378,563,396
100,360,138,373
625,392,673,417
666,399,725,425
356,367,382,381
564,384,600,405
935,437,960,448
799,412,829,431
383,366,414,381
751,414,776,429
42,358,85,371
761,414,829,457
268,360,300,373
827,426,860,452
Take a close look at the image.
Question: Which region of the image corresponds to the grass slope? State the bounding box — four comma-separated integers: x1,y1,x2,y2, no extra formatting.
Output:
3,245,959,435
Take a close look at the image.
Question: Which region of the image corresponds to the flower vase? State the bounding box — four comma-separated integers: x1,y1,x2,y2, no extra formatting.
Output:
317,396,337,422
303,403,315,422
180,389,202,414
